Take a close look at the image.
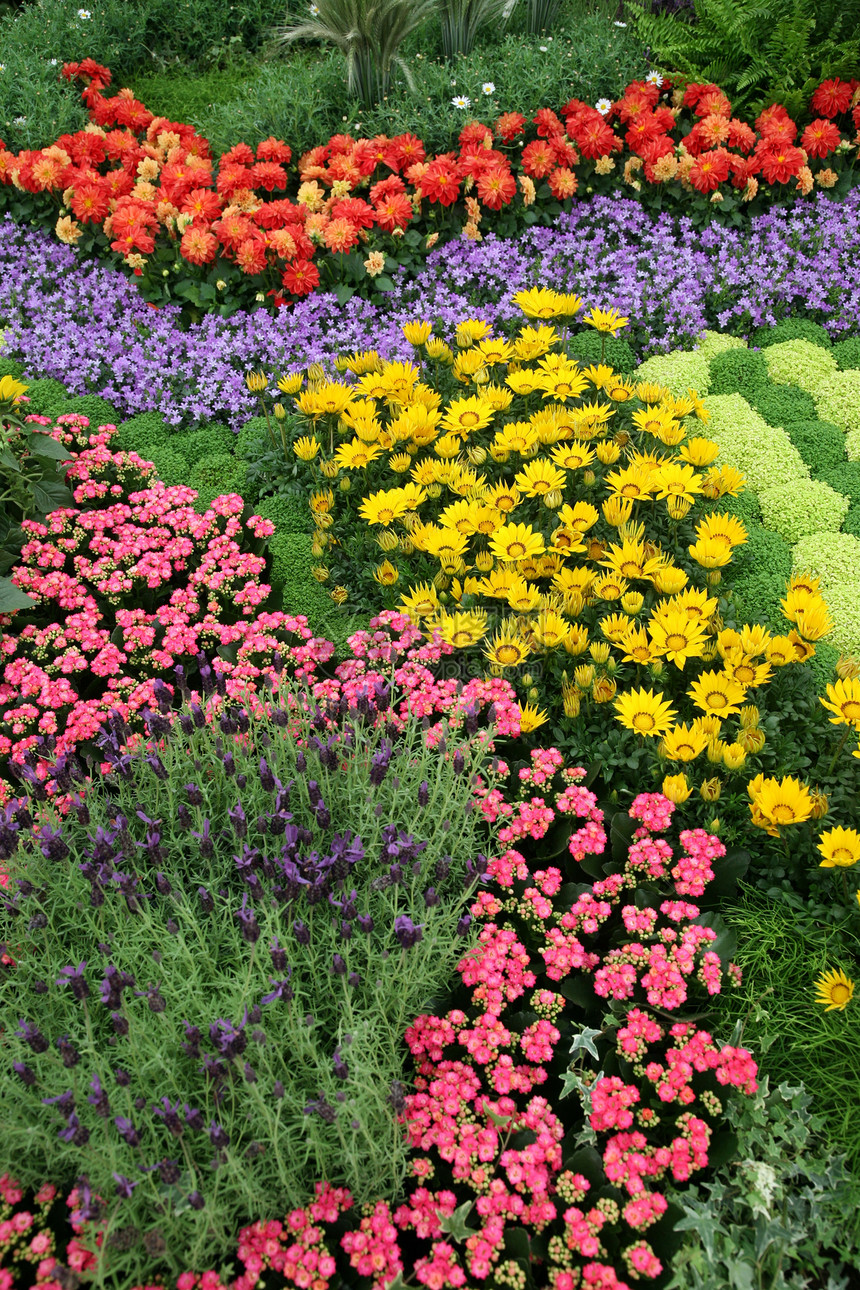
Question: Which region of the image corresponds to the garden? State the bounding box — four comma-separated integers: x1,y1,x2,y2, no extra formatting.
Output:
1,0,859,1285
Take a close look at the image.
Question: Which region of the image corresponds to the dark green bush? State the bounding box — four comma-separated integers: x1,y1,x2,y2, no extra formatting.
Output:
832,337,860,372
113,412,176,455
726,525,793,626
0,357,25,381
236,416,271,460
841,503,860,538
19,379,70,417
52,394,121,429
751,319,832,351
189,452,248,508
785,419,845,474
708,348,769,396
567,332,637,373
145,445,189,486
818,462,860,508
749,383,818,427
254,493,310,535
172,424,236,465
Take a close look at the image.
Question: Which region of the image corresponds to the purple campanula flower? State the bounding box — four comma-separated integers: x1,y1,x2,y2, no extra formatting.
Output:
393,915,424,949
56,962,89,1002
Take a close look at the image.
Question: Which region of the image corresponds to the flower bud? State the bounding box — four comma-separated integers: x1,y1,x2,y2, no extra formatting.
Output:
662,773,691,803
699,777,721,802
543,489,563,509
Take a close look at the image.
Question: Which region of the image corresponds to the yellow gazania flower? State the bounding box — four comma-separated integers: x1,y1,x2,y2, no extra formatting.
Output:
667,587,719,624
620,625,659,665
484,622,532,668
780,582,820,622
739,624,771,656
505,369,545,397
0,374,28,404
530,609,571,649
558,501,600,534
702,464,745,498
635,380,670,404
343,349,383,376
563,623,590,656
661,723,710,762
373,560,399,586
358,489,412,527
392,403,441,445
662,772,692,803
605,377,636,402
377,359,421,402
334,440,383,470
688,537,733,570
601,538,664,583
813,968,855,1012
494,422,540,455
517,701,550,733
539,368,590,400
721,651,773,690
632,405,678,439
529,406,564,445
438,498,483,536
678,437,721,466
298,382,356,417
403,319,432,345
648,611,708,669
793,601,833,642
455,318,492,347
512,287,566,318
245,370,268,393
748,774,814,829
389,452,412,472
309,488,335,515
653,566,689,595
583,363,615,389
506,578,543,613
277,371,304,395
440,395,495,436
434,610,489,649
433,432,461,458
476,566,520,599
293,435,320,461
820,677,860,728
472,506,502,537
788,629,816,663
604,464,657,501
688,670,747,718
593,573,629,601
695,513,748,550
424,527,470,566
483,382,515,411
621,591,644,615
614,687,677,738
398,583,440,620
601,612,633,643
722,742,748,770
550,527,586,557
426,338,455,364
817,826,860,868
514,459,567,498
514,324,558,360
475,336,515,367
489,522,546,563
583,306,629,335
652,462,705,503
550,442,595,472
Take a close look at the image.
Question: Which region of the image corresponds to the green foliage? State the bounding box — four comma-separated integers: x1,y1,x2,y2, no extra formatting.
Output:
703,393,808,492
726,525,793,625
128,63,261,133
172,424,236,465
113,412,175,454
762,338,838,396
0,356,25,381
0,692,489,1282
145,444,190,486
814,371,860,436
805,639,839,693
628,0,860,121
270,0,439,107
841,503,860,538
255,492,311,535
708,347,768,396
189,452,248,508
749,383,818,427
751,318,833,351
667,1075,860,1287
818,461,860,508
236,417,271,460
634,346,711,395
567,331,636,373
757,477,848,544
19,379,71,418
438,0,513,61
832,336,860,372
784,418,845,474
52,394,122,428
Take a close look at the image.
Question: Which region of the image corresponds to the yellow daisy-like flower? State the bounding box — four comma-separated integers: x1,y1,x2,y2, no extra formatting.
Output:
667,587,719,624
793,601,833,642
512,287,566,319
358,489,411,527
484,481,522,515
601,538,664,583
539,368,590,401
276,372,304,395
614,687,677,737
648,610,708,669
652,462,705,503
748,774,814,829
817,826,860,868
506,369,545,396
620,625,659,665
455,318,492,347
440,395,495,436
695,513,748,550
583,306,629,335
605,377,636,402
489,522,546,563
474,336,515,367
298,382,356,416
661,723,710,762
653,566,689,595
398,583,440,619
739,624,771,656
688,537,733,570
593,573,629,601
812,968,855,1012
678,437,721,466
514,459,567,498
494,422,540,455
389,452,412,472
550,443,595,472
477,567,521,599
530,609,571,649
402,319,432,345
604,464,656,501
506,578,543,613
632,405,678,439
721,651,773,690
558,501,600,534
600,612,633,644
582,364,614,389
517,701,550,732
437,498,482,536
0,374,28,404
688,670,747,718
702,464,745,498
424,527,470,566
372,559,399,586
293,435,320,461
334,440,384,470
484,622,532,668
434,610,489,649
820,677,860,728
375,359,420,402
514,324,558,360
662,772,692,803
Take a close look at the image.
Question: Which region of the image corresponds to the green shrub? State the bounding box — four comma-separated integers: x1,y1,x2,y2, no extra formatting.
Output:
847,427,860,463
703,393,808,492
841,503,860,538
749,383,818,427
792,530,860,588
19,379,70,417
0,356,25,381
189,452,248,508
145,444,190,487
751,318,833,351
727,525,793,626
268,530,354,645
785,419,845,474
714,486,762,529
708,348,768,396
113,412,175,454
820,580,860,655
762,339,838,395
633,347,710,395
52,394,122,429
236,416,271,460
757,478,849,545
832,337,860,372
567,331,637,374
806,640,841,692
172,424,235,465
254,493,311,535
814,371,860,436
694,330,747,360
818,462,860,507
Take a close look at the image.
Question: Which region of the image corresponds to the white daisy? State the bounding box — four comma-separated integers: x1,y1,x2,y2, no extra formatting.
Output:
595,98,612,116
77,8,91,17
49,58,58,65
14,116,27,125
614,19,627,26
645,70,664,86
309,3,320,12
0,64,5,72
482,82,495,95
539,45,548,51
451,95,471,109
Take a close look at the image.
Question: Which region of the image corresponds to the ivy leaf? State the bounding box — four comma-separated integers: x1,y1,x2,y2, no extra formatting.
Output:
673,1203,721,1261
568,1025,603,1063
437,1200,478,1244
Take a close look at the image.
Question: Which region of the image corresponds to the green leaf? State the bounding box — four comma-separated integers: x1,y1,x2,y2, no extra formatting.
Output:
23,432,72,462
335,283,356,306
569,1025,603,1063
0,576,36,612
557,974,595,1008
373,275,395,292
0,448,21,471
31,479,74,513
522,209,539,225
438,1200,478,1244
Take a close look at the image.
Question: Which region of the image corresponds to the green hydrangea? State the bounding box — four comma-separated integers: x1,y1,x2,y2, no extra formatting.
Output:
814,372,860,436
792,531,860,590
703,394,808,492
635,349,711,397
751,319,832,350
727,526,794,627
708,348,768,397
694,331,747,359
567,332,636,373
832,337,860,372
818,462,860,508
785,420,845,474
749,384,818,427
763,340,838,395
757,479,849,544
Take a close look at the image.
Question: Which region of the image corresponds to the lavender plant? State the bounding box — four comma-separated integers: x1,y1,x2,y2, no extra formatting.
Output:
0,671,496,1283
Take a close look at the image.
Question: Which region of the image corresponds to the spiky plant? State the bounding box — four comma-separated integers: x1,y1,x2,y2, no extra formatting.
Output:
271,0,439,106
438,0,517,59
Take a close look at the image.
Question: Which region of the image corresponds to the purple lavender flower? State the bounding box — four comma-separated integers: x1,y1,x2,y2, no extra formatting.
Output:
13,1062,37,1086
113,1174,139,1199
417,781,429,808
208,1121,230,1149
393,915,424,949
261,977,294,1006
87,1075,111,1118
56,962,89,1002
56,1036,80,1068
152,1097,183,1137
333,1049,349,1080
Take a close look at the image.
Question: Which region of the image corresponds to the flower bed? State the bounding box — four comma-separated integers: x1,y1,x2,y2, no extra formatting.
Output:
0,60,857,318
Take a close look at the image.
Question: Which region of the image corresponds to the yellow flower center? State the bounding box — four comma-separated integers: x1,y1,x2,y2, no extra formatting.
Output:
665,634,687,651
496,643,523,665
620,560,643,578
705,692,728,710
451,630,476,647
733,664,756,684
832,983,851,1004
621,484,643,498
770,803,797,824
631,646,651,662
832,847,854,864
505,541,527,558
840,700,860,720
633,713,656,732
497,496,516,512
